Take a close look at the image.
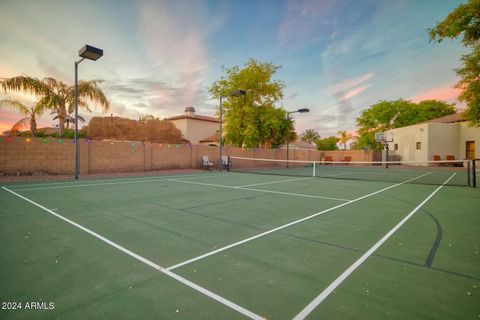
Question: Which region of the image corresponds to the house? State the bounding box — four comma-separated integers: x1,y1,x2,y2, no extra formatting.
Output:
385,113,480,163
279,140,317,150
167,107,219,145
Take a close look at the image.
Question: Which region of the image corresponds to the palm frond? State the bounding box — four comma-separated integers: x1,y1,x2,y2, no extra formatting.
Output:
11,117,30,132
0,98,30,115
1,76,49,96
76,79,110,113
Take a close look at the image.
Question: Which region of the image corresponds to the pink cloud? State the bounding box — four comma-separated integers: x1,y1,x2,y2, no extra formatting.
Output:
341,85,370,101
411,85,461,103
328,73,374,93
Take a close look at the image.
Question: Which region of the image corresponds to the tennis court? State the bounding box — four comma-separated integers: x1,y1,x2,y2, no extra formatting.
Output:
1,162,479,319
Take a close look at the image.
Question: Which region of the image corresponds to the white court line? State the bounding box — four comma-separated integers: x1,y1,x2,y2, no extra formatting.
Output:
318,171,355,178
292,172,456,320
236,177,313,188
167,179,351,202
1,186,263,320
9,173,221,192
166,172,432,271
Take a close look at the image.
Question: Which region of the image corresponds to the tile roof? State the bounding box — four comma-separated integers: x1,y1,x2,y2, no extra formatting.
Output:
422,113,466,124
166,114,219,123
199,133,219,143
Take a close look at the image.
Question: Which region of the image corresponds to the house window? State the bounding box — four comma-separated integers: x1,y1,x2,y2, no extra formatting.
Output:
416,142,421,150
394,144,398,151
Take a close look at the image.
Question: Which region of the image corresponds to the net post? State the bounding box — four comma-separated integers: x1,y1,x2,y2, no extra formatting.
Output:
468,160,471,186
313,161,316,177
473,159,477,188
385,143,389,169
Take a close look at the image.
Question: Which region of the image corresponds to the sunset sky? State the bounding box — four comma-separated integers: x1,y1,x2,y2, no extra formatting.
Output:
0,0,466,138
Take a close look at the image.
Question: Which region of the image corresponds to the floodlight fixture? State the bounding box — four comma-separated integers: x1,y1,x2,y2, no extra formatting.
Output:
79,45,103,61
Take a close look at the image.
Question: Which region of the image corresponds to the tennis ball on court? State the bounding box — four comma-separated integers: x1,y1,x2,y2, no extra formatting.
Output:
176,309,180,314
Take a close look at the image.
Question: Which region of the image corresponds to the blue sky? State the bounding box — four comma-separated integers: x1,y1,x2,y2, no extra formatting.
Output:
0,0,466,137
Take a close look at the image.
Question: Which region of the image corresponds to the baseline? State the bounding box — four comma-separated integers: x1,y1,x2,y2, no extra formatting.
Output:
1,187,263,320
292,173,456,320
166,172,432,271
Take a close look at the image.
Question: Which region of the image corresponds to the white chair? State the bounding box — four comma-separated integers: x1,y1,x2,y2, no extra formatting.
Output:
201,155,214,170
221,156,231,171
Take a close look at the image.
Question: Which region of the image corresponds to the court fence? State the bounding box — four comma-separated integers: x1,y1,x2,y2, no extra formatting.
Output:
0,137,373,176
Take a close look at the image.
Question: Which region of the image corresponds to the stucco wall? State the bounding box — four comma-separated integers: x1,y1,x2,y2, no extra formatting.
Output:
459,122,480,159
170,118,219,145
387,123,429,162
427,123,459,160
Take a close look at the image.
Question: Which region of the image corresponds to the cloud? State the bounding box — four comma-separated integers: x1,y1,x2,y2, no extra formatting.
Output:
410,84,461,103
278,0,339,46
136,0,209,106
341,85,371,101
327,73,374,94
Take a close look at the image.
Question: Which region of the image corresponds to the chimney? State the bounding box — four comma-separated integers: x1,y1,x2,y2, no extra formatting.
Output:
185,107,195,117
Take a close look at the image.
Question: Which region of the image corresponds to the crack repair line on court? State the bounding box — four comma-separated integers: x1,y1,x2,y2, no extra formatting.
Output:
1,186,264,320
165,172,433,271
292,173,456,320
166,178,352,202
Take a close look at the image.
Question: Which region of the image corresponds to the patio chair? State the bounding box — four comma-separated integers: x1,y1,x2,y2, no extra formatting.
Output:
324,156,334,165
446,155,462,167
342,156,352,164
201,155,214,170
221,156,231,171
433,154,444,166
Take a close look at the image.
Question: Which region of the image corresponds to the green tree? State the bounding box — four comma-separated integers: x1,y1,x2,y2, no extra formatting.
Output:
355,99,455,150
429,0,480,125
300,129,320,144
1,76,109,136
209,59,291,148
337,130,353,150
316,136,338,151
0,98,48,135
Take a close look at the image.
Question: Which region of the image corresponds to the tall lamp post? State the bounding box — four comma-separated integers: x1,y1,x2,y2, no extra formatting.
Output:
219,89,246,171
286,108,309,168
74,45,103,179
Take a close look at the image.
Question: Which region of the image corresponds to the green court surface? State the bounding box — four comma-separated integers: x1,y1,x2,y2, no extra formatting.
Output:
0,171,479,319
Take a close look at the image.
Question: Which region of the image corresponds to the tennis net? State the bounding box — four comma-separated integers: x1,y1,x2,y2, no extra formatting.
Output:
228,156,476,187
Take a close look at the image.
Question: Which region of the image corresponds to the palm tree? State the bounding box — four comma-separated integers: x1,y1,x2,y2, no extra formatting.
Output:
337,130,353,150
52,112,86,130
139,114,157,121
301,129,320,144
0,98,48,135
1,76,109,137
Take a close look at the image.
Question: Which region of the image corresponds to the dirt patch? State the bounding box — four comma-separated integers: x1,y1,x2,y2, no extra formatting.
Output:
86,116,189,143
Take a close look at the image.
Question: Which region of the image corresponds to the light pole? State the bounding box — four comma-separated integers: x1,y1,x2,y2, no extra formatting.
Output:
75,45,103,179
219,89,246,171
286,108,309,168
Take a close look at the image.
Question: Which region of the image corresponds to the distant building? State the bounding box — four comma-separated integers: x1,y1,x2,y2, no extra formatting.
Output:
279,140,317,150
167,107,220,145
386,113,480,163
